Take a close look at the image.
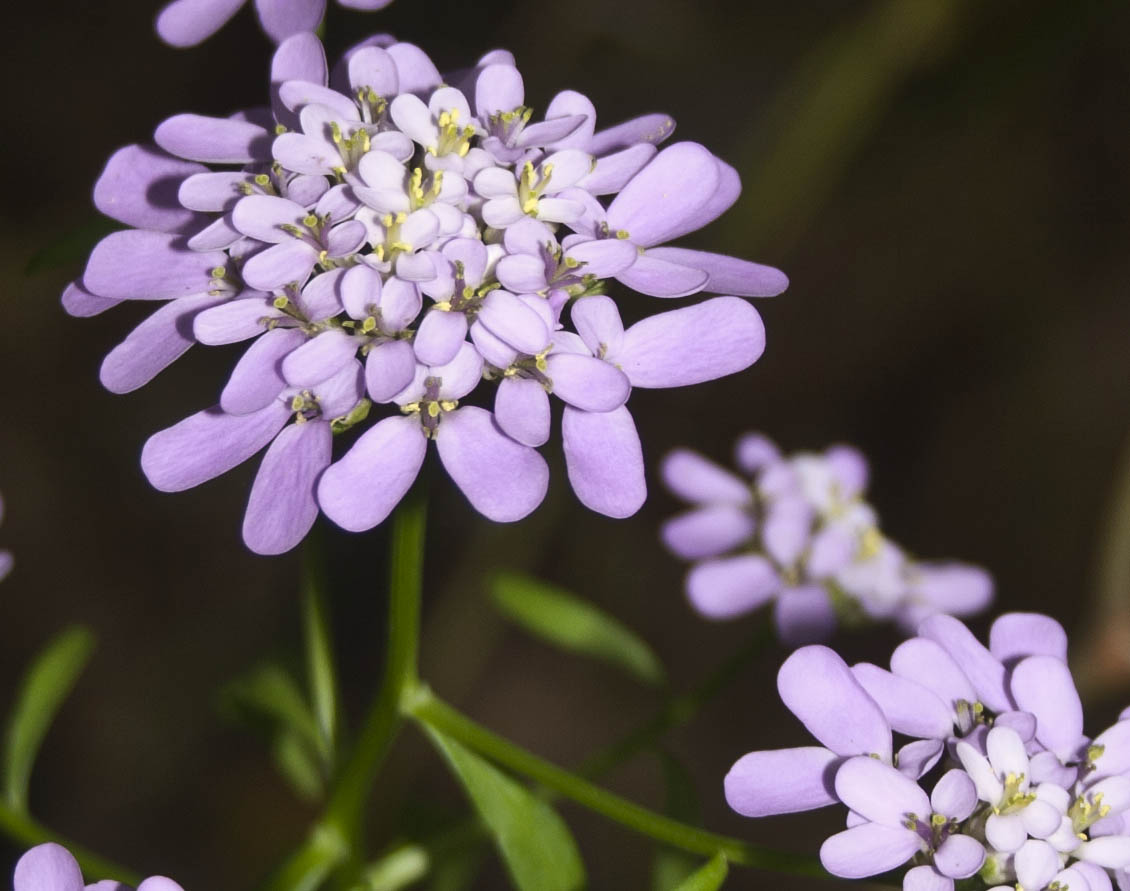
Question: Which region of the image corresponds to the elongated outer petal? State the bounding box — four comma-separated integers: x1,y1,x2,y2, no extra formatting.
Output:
388,43,443,95
222,327,305,414
84,231,225,300
606,142,719,246
590,113,676,155
142,401,291,492
561,405,645,518
475,63,524,117
62,281,121,317
902,865,953,891
494,376,550,447
155,114,271,163
1011,655,1084,761
156,0,244,47
282,329,358,386
436,406,548,522
850,663,953,740
660,449,750,505
835,756,930,827
319,415,425,531
243,420,329,554
918,614,1011,713
194,296,278,344
256,0,325,43
620,297,766,388
570,295,625,357
348,46,398,95
909,563,994,617
1076,836,1130,869
616,253,709,298
778,646,892,760
661,505,754,560
94,145,205,232
1073,862,1110,891
273,32,327,85
231,194,308,243
544,353,630,412
101,293,226,394
774,585,838,645
364,340,417,403
989,613,1068,664
646,247,789,297
890,637,977,710
820,824,919,879
566,238,638,277
241,240,317,291
724,747,838,817
685,554,779,619
1089,721,1130,782
578,143,657,194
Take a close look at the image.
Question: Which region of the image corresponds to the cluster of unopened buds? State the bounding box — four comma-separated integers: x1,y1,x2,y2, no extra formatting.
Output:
68,33,787,554
660,433,993,642
727,612,1130,891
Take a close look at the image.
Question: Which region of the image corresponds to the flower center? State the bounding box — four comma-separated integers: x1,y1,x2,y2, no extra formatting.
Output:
517,161,553,215
1069,790,1111,837
400,377,458,438
329,121,372,173
995,772,1035,815
407,167,445,210
433,108,475,158
488,106,533,143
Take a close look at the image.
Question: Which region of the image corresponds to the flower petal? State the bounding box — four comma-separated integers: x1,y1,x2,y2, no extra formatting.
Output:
84,231,225,301
494,377,550,447
918,614,1011,713
685,554,779,619
364,340,417,403
544,353,630,412
989,613,1068,664
243,420,330,555
724,747,838,817
1011,655,1084,761
850,663,953,741
660,505,754,560
561,405,645,518
222,327,305,414
835,756,930,828
256,0,325,43
155,0,244,47
154,114,271,163
646,247,788,297
660,448,751,505
94,144,205,232
933,834,984,880
615,253,709,298
820,824,919,879
774,585,838,645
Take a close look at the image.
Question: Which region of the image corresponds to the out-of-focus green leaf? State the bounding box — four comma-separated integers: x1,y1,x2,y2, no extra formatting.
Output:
425,727,585,891
671,853,727,891
3,626,96,811
360,844,429,891
489,571,665,685
272,729,325,802
651,751,703,889
25,218,119,275
302,547,340,764
652,850,700,891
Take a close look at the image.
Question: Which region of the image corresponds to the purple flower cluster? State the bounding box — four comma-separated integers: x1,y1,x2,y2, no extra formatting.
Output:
660,433,993,643
157,0,392,47
13,843,183,891
68,34,785,555
726,612,1130,891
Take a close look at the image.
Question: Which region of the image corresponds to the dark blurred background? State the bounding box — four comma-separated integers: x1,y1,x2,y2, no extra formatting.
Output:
3,0,1130,888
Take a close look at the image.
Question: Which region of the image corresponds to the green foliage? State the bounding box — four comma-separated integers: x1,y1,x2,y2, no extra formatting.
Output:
302,552,340,764
359,844,430,891
671,853,728,891
219,663,326,801
489,571,665,685
425,726,585,891
651,751,704,890
3,626,95,811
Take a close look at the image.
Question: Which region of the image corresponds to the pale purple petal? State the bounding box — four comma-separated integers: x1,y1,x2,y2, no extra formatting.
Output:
933,835,984,879
436,407,548,522
590,113,676,154
141,402,290,492
561,405,645,518
850,663,953,740
685,554,779,620
889,637,977,711
835,756,930,827
734,433,781,473
762,496,813,566
232,194,308,243
281,329,357,386
570,295,625,357
778,646,892,759
156,0,244,47
578,144,657,194
94,144,205,232
566,238,638,277
432,342,484,399
1011,655,1084,761
178,172,249,212
222,328,305,414
902,865,953,891
84,231,225,300
414,309,468,366
62,281,121,318
918,614,1011,713
989,613,1069,664
101,293,225,394
241,240,318,291
660,448,750,505
1090,721,1130,782
364,340,417,402
348,46,398,95
615,253,709,298
896,739,944,779
1077,837,1130,869
273,132,340,175
494,377,551,447
479,290,550,355
660,505,754,560
985,813,1027,854
544,353,630,412
387,43,443,95
619,297,765,388
243,420,329,555
774,585,838,645
910,564,994,618
820,824,919,879
1015,839,1061,888
256,0,325,43
646,247,788,297
154,114,271,163
931,770,978,821
724,747,838,817
475,63,523,116
606,142,719,246
193,296,278,344
318,415,425,531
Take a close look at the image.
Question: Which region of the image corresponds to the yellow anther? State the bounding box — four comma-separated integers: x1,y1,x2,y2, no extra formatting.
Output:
382,213,394,227
461,285,475,300
395,212,407,224
564,256,579,268
291,395,305,411
858,527,883,560
210,266,226,279
434,301,452,312
374,245,386,261
427,402,441,418
273,296,290,309
361,316,377,333
615,229,630,239
330,121,343,144
930,814,947,827
400,402,421,414
303,214,319,228
274,123,288,135
439,400,458,411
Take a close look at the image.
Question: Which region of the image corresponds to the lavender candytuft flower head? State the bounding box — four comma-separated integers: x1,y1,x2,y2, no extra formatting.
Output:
660,433,993,643
69,33,786,555
157,0,393,48
725,612,1130,891
14,843,184,891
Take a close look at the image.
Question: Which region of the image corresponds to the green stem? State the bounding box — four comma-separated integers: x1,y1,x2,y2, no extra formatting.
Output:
581,620,774,780
0,800,142,886
404,688,827,878
263,490,428,891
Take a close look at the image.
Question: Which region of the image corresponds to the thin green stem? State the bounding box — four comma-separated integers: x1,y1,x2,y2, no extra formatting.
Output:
262,490,428,891
0,800,142,886
303,541,340,767
404,688,827,878
580,620,774,780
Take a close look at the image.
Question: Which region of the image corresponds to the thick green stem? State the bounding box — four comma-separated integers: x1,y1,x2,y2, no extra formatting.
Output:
0,800,141,886
404,688,827,878
263,491,428,891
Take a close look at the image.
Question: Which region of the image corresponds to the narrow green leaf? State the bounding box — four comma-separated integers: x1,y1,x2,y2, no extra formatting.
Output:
25,218,119,275
220,664,320,747
651,751,703,890
361,844,429,891
424,727,585,891
652,849,700,891
302,546,340,764
671,853,727,891
4,627,96,811
489,572,665,685
272,729,325,802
